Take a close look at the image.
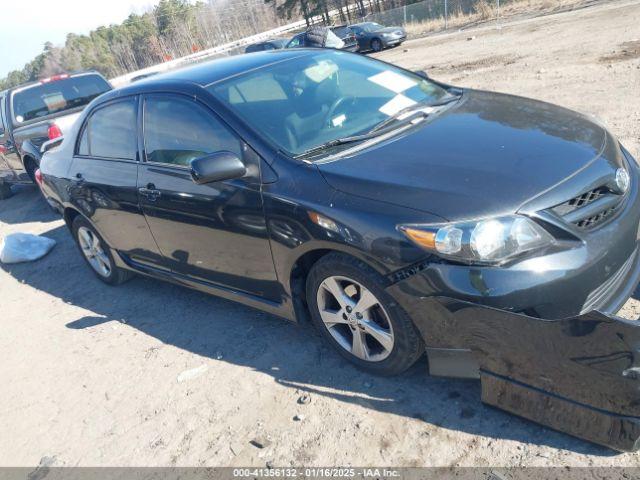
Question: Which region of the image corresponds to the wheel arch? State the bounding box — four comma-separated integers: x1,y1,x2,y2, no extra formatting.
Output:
288,246,389,323
22,154,39,181
63,206,83,229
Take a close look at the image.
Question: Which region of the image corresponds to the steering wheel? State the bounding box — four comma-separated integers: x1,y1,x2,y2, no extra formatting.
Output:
324,96,357,128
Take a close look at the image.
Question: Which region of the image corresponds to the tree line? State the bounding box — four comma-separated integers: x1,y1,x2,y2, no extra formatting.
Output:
0,0,418,90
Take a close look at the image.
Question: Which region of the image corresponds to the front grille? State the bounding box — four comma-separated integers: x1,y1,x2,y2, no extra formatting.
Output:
552,187,608,216
574,206,617,229
551,186,624,231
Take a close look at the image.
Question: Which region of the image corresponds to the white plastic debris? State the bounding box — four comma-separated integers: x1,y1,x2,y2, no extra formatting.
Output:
177,364,208,383
0,233,56,264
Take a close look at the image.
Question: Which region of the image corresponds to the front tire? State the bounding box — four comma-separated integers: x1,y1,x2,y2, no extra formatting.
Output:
71,216,132,285
306,253,424,376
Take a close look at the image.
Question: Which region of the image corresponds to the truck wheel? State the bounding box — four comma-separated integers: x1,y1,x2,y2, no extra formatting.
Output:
0,181,13,200
24,158,37,183
71,216,133,285
306,252,424,376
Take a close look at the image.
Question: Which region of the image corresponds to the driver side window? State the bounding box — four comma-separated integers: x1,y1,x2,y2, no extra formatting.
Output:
143,95,242,167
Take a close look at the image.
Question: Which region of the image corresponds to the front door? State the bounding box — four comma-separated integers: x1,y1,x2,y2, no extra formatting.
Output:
137,93,279,300
68,96,163,266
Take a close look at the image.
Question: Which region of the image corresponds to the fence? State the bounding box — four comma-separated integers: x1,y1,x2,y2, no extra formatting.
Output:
364,0,505,34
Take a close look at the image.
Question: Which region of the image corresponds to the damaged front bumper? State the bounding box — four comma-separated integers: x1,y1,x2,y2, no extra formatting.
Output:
387,253,640,452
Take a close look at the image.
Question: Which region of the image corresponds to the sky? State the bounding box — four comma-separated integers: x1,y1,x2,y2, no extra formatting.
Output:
0,0,162,77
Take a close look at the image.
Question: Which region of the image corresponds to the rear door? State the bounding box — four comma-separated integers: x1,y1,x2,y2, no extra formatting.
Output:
137,93,279,300
69,96,163,266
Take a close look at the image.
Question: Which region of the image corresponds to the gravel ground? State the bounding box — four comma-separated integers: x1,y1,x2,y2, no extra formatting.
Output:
1,0,640,468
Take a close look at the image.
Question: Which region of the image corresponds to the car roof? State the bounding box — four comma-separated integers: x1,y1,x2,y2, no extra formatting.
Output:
112,49,316,96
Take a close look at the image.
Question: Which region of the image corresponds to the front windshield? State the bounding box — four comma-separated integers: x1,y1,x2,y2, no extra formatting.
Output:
208,51,450,156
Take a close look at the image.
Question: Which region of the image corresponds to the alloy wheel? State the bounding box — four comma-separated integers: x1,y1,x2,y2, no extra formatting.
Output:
316,275,394,361
77,226,112,278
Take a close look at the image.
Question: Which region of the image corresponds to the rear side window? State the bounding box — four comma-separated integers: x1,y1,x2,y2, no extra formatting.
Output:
287,35,303,48
11,74,111,123
143,96,241,167
332,27,351,38
79,99,137,160
245,44,264,53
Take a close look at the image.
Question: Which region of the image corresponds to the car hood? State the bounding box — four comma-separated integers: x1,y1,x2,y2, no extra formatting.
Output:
317,90,613,221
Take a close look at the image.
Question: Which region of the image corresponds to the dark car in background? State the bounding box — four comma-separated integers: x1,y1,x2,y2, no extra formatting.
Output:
286,27,347,50
0,71,111,199
244,38,288,53
350,22,406,52
330,25,359,52
39,49,640,452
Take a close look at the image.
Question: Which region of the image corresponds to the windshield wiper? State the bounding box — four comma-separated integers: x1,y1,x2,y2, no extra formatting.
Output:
369,94,461,134
295,134,381,158
296,110,430,159
296,94,461,159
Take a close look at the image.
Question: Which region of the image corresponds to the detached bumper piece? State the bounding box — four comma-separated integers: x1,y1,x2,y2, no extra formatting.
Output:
482,371,640,452
439,302,640,451
389,270,640,451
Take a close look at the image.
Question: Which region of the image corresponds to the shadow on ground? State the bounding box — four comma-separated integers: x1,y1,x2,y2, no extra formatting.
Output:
0,188,619,456
0,185,60,225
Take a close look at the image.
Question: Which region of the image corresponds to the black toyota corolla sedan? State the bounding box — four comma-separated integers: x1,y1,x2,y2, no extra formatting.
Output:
39,49,640,451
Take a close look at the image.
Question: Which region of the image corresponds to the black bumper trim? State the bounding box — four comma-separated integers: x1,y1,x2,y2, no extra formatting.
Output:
481,370,640,452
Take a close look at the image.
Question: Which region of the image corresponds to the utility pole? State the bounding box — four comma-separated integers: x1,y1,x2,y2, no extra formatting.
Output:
444,0,448,29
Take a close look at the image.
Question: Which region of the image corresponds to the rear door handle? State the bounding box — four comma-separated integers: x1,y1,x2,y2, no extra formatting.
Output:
138,184,161,201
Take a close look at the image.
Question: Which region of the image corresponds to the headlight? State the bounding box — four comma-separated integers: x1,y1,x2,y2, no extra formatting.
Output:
399,215,555,264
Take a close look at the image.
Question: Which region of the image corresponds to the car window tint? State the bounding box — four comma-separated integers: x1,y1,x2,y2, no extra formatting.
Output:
85,100,137,159
11,74,111,123
78,125,89,156
288,35,302,48
228,75,287,104
332,27,350,37
144,96,241,166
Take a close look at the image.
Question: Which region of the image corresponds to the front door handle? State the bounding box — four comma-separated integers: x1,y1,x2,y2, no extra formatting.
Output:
138,185,161,201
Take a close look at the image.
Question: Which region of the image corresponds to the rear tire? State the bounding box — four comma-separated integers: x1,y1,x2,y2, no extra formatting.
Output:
306,252,424,376
71,215,133,285
371,38,383,52
24,157,37,183
0,181,12,200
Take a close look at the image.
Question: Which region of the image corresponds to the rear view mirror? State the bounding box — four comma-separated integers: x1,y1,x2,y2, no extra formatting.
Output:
414,69,430,79
190,151,246,185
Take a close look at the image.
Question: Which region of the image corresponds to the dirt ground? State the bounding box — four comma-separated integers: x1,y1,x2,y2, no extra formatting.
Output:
1,0,640,468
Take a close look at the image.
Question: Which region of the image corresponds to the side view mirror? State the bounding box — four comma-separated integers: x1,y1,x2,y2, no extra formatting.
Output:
190,151,246,185
414,69,430,80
